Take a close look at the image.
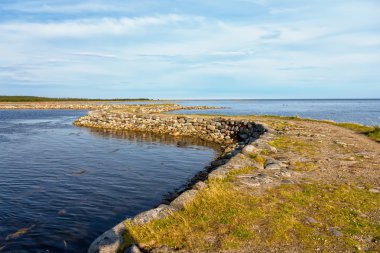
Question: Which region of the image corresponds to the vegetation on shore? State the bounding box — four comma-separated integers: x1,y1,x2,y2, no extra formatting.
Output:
118,111,379,252
0,96,151,102
124,169,379,252
253,115,380,142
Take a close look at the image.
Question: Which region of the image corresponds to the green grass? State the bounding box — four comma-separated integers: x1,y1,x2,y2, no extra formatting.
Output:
0,96,150,102
257,115,380,143
123,173,380,252
269,136,317,156
335,123,380,142
367,126,380,142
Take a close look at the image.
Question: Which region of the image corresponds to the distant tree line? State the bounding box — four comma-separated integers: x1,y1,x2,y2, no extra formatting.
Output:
0,96,151,102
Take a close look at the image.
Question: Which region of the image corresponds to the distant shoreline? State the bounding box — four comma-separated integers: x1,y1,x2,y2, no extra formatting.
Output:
0,96,151,102
1,96,380,103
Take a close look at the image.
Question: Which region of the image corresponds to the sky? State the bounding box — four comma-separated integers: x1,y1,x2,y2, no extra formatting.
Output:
0,0,379,99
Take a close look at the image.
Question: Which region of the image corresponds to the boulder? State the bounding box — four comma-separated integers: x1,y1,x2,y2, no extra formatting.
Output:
124,245,142,253
227,153,257,169
133,205,176,225
88,220,127,253
193,181,207,191
241,145,260,156
170,190,198,209
207,165,231,180
264,158,282,170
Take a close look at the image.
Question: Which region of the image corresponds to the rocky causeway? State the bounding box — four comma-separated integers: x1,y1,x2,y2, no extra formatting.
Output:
72,104,290,253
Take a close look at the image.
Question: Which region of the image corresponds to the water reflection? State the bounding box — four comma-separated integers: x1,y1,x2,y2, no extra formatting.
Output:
0,110,217,253
87,128,221,152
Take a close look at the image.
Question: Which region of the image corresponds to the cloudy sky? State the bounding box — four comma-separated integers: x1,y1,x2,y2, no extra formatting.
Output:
0,0,379,99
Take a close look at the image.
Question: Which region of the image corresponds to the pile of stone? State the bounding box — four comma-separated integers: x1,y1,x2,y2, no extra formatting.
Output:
75,112,264,144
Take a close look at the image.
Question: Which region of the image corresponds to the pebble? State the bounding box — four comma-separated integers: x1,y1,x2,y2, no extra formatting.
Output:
328,227,343,237
369,188,379,193
304,217,317,224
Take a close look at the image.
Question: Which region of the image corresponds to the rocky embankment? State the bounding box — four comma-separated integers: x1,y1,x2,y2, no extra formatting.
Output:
74,110,266,155
72,110,292,253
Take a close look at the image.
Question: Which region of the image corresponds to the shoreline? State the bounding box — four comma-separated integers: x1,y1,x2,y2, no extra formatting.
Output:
73,107,285,253
73,106,379,253
1,103,379,252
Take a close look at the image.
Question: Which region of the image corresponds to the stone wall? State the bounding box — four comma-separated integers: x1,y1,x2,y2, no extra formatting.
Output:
74,111,266,155
74,110,270,253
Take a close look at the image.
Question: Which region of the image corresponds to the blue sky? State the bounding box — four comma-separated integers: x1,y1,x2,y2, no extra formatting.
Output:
0,0,379,99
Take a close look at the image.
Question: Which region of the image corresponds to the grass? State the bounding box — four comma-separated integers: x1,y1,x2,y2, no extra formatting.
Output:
335,124,380,142
234,114,380,143
269,136,317,156
249,154,266,167
123,172,380,252
0,96,150,102
367,126,380,142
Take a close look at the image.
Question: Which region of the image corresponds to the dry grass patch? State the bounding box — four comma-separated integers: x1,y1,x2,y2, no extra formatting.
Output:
269,136,317,156
123,174,379,252
293,161,317,171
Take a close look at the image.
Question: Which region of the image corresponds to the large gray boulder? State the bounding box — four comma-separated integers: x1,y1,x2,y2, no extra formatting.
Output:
133,205,177,225
170,190,198,209
88,220,127,253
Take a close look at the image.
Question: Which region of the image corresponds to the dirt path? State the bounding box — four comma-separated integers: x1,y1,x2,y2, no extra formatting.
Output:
255,118,380,185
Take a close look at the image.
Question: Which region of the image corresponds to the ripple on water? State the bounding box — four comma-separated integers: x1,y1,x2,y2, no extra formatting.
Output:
0,110,218,253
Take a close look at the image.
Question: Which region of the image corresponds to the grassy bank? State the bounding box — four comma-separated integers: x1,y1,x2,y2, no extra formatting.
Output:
334,123,380,142
0,96,150,102
124,170,379,252
118,112,379,252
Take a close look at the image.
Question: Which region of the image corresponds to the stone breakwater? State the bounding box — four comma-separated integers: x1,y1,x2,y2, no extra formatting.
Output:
74,111,266,157
73,110,278,253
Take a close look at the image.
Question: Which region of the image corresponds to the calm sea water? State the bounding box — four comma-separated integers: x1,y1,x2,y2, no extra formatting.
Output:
121,99,379,126
0,110,217,253
171,99,380,126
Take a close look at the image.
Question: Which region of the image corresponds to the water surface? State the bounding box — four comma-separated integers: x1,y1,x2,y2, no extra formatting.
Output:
170,99,380,126
0,110,217,252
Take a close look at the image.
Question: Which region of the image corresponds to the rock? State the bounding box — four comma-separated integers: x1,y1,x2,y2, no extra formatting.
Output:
170,190,198,210
227,153,257,169
88,220,127,253
241,145,260,156
239,134,248,139
265,163,281,170
328,227,343,237
211,159,228,166
207,165,231,180
133,205,176,225
264,158,282,170
124,245,142,253
193,181,207,191
281,179,294,184
304,217,317,224
369,188,379,193
207,125,216,131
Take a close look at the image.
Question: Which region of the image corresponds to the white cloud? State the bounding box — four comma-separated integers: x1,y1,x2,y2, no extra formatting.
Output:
0,14,200,38
71,52,119,59
1,0,379,98
2,1,130,14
